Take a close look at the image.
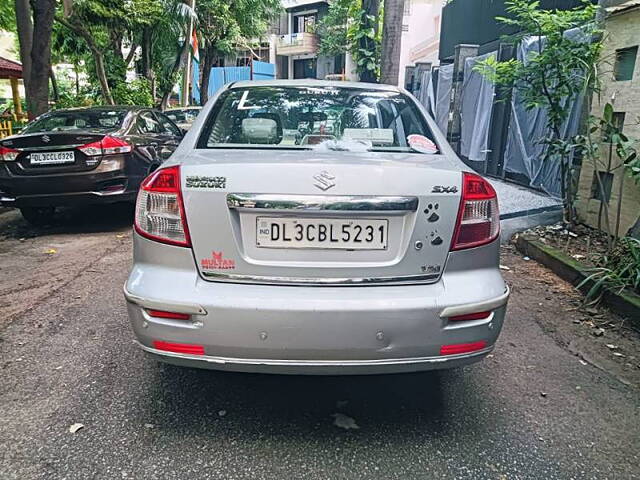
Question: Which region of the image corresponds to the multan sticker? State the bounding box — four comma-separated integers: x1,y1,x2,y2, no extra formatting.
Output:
407,134,438,154
186,175,227,189
201,251,235,270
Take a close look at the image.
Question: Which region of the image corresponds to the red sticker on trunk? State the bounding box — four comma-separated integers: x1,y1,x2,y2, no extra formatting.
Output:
201,251,235,270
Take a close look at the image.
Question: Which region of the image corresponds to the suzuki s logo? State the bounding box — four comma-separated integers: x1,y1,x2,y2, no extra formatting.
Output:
41,135,50,143
313,171,336,191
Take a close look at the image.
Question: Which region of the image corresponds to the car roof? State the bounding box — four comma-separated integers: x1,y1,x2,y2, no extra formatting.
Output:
45,106,150,115
166,106,202,111
227,79,404,93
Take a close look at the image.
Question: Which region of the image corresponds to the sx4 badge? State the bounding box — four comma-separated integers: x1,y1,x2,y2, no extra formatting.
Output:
432,185,458,194
201,251,235,270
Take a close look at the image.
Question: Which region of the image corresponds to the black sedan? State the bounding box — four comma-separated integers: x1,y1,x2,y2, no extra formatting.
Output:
0,106,183,225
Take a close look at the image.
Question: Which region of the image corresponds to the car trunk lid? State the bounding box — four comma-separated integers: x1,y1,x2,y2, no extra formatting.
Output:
181,150,462,285
1,132,110,176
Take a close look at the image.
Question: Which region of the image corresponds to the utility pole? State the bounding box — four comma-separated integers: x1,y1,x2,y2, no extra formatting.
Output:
181,0,196,107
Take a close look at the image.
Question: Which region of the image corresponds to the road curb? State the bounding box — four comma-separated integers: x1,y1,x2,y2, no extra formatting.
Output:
515,235,640,324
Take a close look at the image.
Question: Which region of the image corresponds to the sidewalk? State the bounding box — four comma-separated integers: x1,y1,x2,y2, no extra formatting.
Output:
489,178,563,242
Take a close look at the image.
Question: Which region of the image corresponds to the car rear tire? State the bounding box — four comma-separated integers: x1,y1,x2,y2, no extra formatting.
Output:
20,207,55,226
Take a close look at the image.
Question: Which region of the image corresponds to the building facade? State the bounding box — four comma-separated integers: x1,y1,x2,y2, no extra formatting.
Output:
275,0,356,80
576,0,640,236
398,0,443,88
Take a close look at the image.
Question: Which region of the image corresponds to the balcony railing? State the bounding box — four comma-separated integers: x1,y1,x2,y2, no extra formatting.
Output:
276,32,319,56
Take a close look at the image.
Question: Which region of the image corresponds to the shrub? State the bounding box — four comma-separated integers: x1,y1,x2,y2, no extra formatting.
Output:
111,78,154,107
580,237,640,301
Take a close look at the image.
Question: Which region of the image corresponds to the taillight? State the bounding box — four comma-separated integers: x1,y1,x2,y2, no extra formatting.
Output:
102,136,133,154
0,146,19,162
77,136,132,156
134,165,191,247
450,172,499,250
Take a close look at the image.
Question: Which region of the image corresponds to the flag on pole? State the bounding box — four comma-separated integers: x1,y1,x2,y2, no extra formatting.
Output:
191,30,200,63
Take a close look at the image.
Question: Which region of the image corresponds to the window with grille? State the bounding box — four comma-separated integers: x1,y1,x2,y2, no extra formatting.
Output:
590,171,614,203
612,112,626,133
614,46,638,81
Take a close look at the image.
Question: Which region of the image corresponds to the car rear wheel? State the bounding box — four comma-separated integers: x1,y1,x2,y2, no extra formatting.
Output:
20,207,55,226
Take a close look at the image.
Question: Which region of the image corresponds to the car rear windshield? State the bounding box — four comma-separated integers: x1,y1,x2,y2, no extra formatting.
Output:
198,86,438,153
166,109,200,124
22,110,127,134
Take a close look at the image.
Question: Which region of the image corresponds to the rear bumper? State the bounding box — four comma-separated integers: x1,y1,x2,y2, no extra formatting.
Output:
135,340,496,375
0,158,141,208
124,234,509,375
0,189,137,208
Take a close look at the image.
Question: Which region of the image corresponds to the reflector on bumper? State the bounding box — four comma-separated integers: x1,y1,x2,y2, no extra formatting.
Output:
152,340,204,355
439,341,487,356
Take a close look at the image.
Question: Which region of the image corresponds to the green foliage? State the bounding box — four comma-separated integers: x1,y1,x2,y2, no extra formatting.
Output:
54,92,97,109
349,8,380,80
197,0,281,55
112,78,153,106
579,237,640,301
0,98,27,115
316,0,353,56
475,0,601,130
0,0,16,31
574,102,638,238
316,0,381,80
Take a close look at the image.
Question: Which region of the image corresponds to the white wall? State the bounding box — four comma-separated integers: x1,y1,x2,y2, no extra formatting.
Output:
398,0,443,87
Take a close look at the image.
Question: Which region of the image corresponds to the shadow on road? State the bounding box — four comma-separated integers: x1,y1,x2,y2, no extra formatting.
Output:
140,364,488,437
0,203,134,239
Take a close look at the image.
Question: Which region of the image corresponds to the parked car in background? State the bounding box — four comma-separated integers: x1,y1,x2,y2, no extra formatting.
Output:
125,80,509,375
0,106,183,225
165,107,202,132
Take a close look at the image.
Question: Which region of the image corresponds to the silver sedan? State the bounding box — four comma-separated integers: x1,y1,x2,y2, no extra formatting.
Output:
124,80,509,375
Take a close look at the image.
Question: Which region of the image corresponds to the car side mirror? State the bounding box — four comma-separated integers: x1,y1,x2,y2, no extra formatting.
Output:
180,128,188,136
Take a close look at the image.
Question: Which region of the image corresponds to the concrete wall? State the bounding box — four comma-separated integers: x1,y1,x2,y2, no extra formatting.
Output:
576,6,640,236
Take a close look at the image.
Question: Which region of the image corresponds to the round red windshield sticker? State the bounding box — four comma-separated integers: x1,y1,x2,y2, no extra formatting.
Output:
407,134,438,154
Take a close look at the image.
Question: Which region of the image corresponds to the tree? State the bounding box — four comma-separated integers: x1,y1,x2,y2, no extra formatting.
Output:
28,0,56,116
155,0,197,109
380,0,404,85
56,0,121,104
54,0,195,108
316,0,381,82
14,0,32,96
196,0,280,105
574,103,638,244
475,0,602,223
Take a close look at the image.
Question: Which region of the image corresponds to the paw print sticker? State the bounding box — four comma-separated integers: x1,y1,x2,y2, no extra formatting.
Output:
428,230,443,246
424,203,440,223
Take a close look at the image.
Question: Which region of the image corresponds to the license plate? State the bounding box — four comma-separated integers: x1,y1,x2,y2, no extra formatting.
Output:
256,217,388,250
30,151,75,165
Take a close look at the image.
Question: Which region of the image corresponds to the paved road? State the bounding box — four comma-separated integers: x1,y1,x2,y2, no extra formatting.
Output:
0,209,638,479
